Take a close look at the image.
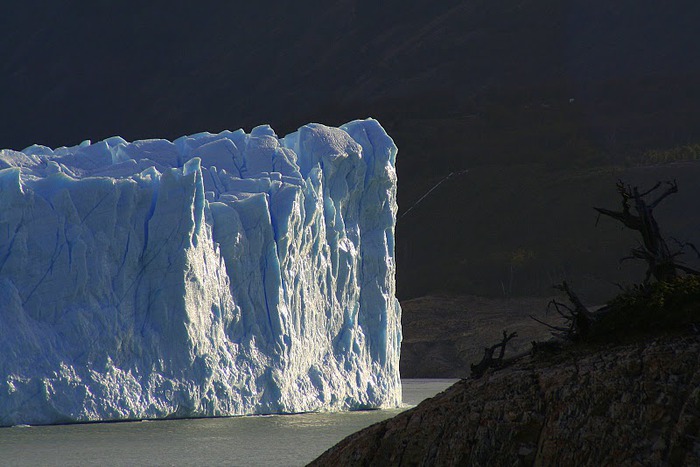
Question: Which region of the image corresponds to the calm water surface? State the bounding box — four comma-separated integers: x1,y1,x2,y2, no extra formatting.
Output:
0,379,457,466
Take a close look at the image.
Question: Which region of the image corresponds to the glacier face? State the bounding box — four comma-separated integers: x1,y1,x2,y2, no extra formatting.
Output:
0,119,401,426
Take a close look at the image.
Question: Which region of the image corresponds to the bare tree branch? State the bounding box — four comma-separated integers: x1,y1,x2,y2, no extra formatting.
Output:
648,180,678,209
639,181,662,198
470,330,518,378
594,180,697,283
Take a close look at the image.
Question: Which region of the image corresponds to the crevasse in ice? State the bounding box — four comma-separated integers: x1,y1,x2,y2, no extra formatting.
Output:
0,119,401,426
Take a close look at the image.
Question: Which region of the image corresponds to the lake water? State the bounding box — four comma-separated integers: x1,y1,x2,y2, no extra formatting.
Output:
0,379,457,466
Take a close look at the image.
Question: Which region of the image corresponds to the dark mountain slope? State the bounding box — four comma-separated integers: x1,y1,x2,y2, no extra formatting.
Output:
3,0,698,149
2,1,700,300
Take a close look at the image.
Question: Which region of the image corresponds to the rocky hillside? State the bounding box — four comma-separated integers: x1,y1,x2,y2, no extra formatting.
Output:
312,333,700,465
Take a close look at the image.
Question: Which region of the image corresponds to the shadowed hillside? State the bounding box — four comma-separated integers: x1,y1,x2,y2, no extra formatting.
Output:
3,0,700,300
398,162,700,300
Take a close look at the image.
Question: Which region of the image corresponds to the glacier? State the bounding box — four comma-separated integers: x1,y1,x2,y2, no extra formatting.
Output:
0,119,401,426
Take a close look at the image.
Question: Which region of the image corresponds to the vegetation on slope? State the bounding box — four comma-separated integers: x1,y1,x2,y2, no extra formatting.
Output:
469,179,700,377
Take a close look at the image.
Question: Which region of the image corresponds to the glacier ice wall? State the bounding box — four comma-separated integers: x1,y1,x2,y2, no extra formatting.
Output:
0,119,401,426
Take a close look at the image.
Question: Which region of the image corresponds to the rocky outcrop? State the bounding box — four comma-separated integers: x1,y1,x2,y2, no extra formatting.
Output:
312,334,700,466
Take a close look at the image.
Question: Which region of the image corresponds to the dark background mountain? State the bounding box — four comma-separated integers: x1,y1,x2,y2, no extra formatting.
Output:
3,0,700,302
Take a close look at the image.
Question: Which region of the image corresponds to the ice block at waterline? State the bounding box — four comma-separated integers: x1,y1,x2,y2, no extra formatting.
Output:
0,119,401,426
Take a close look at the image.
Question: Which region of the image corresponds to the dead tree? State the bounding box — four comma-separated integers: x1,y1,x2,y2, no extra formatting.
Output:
530,281,596,341
594,180,700,283
470,330,517,378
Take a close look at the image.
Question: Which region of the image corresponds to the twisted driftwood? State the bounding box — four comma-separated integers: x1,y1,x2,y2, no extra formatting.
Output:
470,330,518,378
530,281,596,341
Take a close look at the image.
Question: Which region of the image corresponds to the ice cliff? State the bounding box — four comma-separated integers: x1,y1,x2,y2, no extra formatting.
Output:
0,119,401,426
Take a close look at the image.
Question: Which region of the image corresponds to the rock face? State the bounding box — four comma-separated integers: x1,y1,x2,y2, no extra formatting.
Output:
312,334,700,466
